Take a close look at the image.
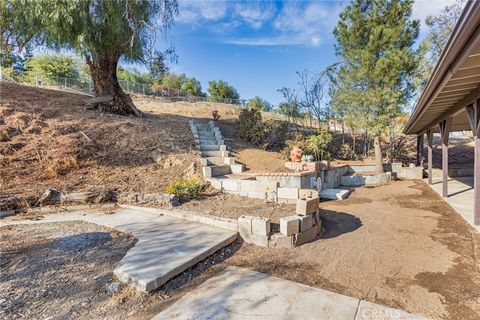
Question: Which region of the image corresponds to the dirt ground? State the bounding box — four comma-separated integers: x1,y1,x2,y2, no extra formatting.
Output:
177,191,296,224
0,219,242,320
222,180,480,320
0,221,136,319
0,83,199,210
2,180,479,319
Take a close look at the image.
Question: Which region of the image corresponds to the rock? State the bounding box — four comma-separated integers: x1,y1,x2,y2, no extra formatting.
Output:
37,188,63,205
106,282,120,295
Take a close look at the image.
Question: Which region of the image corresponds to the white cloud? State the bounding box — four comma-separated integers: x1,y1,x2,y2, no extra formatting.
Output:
226,2,338,47
412,0,457,22
233,1,276,29
177,0,228,24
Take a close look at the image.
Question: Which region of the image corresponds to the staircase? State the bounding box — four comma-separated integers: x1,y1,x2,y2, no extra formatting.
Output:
189,120,244,178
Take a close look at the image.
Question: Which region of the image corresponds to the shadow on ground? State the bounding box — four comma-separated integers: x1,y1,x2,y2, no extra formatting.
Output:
320,209,362,239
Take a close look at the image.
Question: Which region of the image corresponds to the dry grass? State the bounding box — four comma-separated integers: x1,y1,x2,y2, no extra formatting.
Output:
0,83,199,207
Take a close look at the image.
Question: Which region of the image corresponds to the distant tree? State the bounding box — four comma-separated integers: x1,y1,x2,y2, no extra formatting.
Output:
23,54,81,83
161,73,186,92
180,77,204,96
208,80,240,102
2,0,178,116
248,96,273,112
277,87,301,126
332,0,423,173
117,67,152,84
418,0,466,89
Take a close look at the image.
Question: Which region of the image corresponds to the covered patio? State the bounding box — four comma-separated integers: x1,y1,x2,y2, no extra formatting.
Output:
404,1,480,228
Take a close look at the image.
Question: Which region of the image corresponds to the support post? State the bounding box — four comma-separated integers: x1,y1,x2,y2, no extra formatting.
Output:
466,98,480,225
439,118,452,198
416,134,424,166
426,129,434,185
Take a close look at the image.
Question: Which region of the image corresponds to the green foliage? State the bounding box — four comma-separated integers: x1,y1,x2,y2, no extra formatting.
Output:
305,130,332,161
23,54,81,83
283,130,332,161
263,120,289,151
161,72,187,91
236,108,267,146
418,0,466,89
208,80,240,102
331,0,423,138
248,96,273,112
278,101,300,118
117,67,152,84
166,177,206,199
181,77,204,96
3,0,178,64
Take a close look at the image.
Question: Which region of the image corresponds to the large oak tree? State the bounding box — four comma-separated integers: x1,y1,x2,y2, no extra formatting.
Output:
2,0,178,116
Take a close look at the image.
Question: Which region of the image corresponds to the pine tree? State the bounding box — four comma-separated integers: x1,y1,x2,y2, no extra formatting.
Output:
332,0,423,172
2,0,177,116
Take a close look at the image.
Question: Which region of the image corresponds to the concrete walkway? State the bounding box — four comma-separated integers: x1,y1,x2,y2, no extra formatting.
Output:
426,177,479,232
154,266,425,320
0,208,238,291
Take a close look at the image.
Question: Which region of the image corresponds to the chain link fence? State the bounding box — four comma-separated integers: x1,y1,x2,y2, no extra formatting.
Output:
0,70,346,131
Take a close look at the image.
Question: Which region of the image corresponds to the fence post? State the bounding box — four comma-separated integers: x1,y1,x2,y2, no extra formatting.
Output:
88,79,92,95
142,84,145,95
64,77,67,91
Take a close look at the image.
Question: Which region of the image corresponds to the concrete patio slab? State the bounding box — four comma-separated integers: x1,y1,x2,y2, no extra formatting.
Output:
426,177,479,232
0,208,238,292
153,266,425,320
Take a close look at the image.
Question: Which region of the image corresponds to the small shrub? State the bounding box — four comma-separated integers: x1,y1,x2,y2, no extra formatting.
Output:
236,108,267,145
263,120,289,151
305,130,332,161
335,143,357,160
166,177,206,199
212,110,220,121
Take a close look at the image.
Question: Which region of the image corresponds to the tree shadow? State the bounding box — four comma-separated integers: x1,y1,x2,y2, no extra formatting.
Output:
319,209,362,239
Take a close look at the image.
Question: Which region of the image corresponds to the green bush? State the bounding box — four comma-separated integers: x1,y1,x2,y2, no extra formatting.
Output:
263,120,289,151
166,177,206,199
305,130,332,161
236,108,267,145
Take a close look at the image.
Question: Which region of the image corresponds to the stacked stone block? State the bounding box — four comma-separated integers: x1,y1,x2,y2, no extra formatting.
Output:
238,195,323,248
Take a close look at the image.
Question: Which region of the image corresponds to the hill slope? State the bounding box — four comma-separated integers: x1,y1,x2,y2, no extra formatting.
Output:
0,83,198,208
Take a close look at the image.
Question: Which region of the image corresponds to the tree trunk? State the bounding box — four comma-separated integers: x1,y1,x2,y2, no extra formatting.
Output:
374,136,384,173
352,128,356,154
86,55,142,117
341,121,345,144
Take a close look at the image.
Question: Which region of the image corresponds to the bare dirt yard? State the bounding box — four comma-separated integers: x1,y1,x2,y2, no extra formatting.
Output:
221,180,480,320
2,180,478,320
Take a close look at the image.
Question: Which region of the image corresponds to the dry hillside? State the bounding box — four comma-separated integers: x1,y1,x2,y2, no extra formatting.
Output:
0,83,198,208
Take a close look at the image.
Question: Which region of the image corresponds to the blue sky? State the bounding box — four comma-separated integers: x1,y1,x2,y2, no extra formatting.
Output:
162,0,455,105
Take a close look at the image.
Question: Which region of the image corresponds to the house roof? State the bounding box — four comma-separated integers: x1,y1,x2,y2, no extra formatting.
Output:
404,0,480,135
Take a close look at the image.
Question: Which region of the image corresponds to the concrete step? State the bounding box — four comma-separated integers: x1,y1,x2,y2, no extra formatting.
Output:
211,165,232,177
198,144,221,151
202,150,229,157
196,133,216,138
204,157,229,166
197,138,219,144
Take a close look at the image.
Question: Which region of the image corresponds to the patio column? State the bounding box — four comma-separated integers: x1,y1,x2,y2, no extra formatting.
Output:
439,118,452,198
426,129,433,185
416,134,424,166
466,98,480,225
